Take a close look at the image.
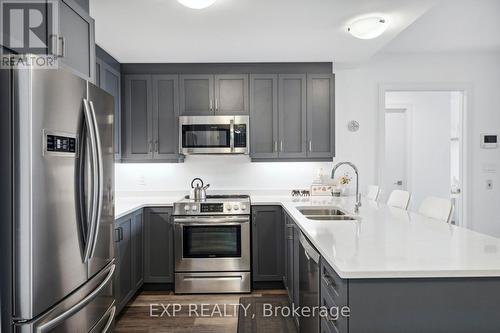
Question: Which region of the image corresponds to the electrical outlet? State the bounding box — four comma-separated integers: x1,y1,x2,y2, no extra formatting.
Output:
486,179,493,190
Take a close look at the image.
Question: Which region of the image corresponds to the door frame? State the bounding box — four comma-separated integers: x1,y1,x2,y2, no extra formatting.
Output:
384,105,413,198
378,84,470,228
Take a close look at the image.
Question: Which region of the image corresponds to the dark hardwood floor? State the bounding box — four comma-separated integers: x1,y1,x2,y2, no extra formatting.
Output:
115,289,288,333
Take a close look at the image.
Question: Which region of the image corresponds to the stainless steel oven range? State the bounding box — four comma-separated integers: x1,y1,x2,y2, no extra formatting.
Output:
173,195,251,293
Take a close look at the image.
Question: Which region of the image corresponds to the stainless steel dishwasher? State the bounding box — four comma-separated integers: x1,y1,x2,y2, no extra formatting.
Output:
298,232,321,333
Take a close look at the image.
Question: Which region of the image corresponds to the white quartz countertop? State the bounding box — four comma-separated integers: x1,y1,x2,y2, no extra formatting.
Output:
115,192,500,279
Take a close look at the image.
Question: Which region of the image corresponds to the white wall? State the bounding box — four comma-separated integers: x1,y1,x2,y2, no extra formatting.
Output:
385,91,453,210
335,51,500,237
115,156,333,192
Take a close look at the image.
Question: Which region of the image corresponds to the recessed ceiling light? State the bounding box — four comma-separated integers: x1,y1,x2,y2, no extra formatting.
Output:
177,0,217,9
347,16,389,40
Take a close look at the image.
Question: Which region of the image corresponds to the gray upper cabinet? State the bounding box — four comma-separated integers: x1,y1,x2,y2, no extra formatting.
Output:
180,75,214,115
180,74,249,115
96,56,121,161
144,207,174,283
307,74,335,158
252,206,284,282
214,74,249,115
152,75,180,160
250,74,279,158
122,74,183,162
58,0,95,82
123,75,153,160
278,74,307,158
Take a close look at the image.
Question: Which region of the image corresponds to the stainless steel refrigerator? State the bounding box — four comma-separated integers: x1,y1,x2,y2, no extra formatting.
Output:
0,67,116,332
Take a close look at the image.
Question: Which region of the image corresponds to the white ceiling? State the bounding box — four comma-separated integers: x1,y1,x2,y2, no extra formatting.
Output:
90,0,436,64
382,0,500,54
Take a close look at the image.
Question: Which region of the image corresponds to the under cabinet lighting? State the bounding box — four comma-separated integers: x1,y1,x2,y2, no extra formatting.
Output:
347,16,389,39
177,0,216,9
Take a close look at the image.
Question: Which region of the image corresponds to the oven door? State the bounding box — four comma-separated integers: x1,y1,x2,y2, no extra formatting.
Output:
174,216,250,272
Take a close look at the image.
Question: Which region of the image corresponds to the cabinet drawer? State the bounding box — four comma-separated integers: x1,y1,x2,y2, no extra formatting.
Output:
321,281,348,333
320,259,348,305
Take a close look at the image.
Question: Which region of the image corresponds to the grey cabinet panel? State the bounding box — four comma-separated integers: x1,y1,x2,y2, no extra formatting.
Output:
153,75,180,159
307,74,335,158
144,207,174,283
95,60,101,87
284,214,295,304
58,0,95,82
250,74,278,158
252,206,284,282
99,62,121,160
278,74,307,158
180,75,214,115
123,75,153,160
132,211,144,290
214,74,249,115
115,216,132,312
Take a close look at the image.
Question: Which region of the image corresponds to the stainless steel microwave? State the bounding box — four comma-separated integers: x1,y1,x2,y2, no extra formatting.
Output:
179,116,250,155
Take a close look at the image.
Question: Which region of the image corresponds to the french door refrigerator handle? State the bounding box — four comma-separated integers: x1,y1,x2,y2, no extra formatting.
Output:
101,305,116,333
36,264,115,333
88,100,104,258
82,99,99,263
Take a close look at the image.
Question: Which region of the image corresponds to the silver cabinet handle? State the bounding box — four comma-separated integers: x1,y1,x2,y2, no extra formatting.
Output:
88,101,104,259
37,264,115,333
58,36,65,58
215,98,218,112
280,141,283,152
149,141,153,153
155,140,158,152
209,99,213,112
274,141,278,152
309,140,312,152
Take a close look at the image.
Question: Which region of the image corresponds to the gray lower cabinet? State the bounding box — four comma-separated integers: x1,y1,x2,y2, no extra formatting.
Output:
144,207,174,283
122,75,182,162
114,209,143,314
249,74,279,158
252,206,284,282
284,213,298,307
307,74,335,158
96,51,121,161
58,0,95,82
180,74,249,115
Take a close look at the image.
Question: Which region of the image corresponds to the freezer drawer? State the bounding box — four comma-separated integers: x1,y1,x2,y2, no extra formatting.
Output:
14,262,115,333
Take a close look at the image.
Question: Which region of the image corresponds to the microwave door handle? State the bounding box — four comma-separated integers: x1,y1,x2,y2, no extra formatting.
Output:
230,119,235,152
82,99,99,263
88,101,104,258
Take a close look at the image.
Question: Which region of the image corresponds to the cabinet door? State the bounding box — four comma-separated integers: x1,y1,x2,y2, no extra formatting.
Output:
284,214,295,303
132,210,144,290
101,62,121,161
278,74,307,158
307,74,335,158
252,206,284,282
115,216,132,312
250,74,278,158
58,0,95,82
214,74,249,115
152,75,180,160
123,75,153,160
179,75,214,115
144,207,174,283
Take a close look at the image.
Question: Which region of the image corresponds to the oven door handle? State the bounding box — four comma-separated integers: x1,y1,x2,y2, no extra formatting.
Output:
173,217,249,224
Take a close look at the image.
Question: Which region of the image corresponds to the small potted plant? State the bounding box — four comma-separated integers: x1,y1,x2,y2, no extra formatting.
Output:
333,173,351,196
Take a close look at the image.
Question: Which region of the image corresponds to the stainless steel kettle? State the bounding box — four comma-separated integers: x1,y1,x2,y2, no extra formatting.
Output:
190,178,210,201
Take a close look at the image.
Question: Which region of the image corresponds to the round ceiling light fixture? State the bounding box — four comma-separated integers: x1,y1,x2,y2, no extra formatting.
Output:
347,16,389,39
177,0,217,9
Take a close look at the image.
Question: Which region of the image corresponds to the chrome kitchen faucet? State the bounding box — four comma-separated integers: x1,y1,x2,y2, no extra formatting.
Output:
331,161,361,213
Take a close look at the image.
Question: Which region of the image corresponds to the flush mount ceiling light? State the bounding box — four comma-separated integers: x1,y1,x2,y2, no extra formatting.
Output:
347,16,389,39
177,0,216,9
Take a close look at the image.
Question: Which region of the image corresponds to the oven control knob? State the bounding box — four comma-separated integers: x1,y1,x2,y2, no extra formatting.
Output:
226,204,232,211
233,204,240,211
191,205,197,211
241,205,247,211
184,204,190,211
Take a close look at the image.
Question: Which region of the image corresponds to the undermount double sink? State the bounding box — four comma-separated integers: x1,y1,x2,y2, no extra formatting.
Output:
297,206,357,221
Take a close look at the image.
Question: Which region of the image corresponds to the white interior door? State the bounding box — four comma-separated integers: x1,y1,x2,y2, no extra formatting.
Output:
384,109,409,200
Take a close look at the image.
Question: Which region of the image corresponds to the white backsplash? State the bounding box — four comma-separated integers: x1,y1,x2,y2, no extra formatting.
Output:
115,155,334,192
